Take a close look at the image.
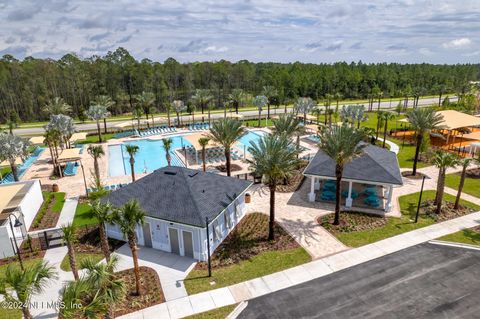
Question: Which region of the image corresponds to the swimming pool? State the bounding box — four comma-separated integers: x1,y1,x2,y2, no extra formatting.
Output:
108,136,191,177
238,130,267,148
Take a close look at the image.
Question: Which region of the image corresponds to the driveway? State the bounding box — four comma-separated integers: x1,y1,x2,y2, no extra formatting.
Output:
239,243,480,318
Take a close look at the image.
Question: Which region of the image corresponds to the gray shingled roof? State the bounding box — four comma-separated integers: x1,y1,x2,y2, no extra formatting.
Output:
303,144,403,185
103,167,252,227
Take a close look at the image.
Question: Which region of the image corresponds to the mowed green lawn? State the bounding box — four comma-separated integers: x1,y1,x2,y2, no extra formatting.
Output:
334,191,480,247
389,138,430,169
184,304,237,319
72,202,97,227
445,173,480,199
60,252,104,271
438,227,480,246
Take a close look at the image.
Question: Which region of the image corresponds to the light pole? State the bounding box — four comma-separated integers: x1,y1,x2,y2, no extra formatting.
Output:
415,175,430,223
8,213,24,270
80,160,88,198
205,217,212,277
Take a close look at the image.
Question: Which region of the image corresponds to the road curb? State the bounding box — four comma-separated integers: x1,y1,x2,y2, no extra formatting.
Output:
428,240,480,251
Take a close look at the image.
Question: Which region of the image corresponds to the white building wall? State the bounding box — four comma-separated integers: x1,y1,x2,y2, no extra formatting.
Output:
18,180,43,234
0,227,14,259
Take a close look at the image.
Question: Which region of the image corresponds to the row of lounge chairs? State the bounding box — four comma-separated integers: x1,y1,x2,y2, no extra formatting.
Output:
137,125,177,137
188,123,210,131
63,162,79,176
114,130,135,139
87,183,130,193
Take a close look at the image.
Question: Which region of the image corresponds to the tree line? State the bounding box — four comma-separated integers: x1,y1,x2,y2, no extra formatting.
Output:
1,46,479,123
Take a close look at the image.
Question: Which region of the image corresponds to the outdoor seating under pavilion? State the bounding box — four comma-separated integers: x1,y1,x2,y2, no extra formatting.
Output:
182,133,224,165
303,144,403,212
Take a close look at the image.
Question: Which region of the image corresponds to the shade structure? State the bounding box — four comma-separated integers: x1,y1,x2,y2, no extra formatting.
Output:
0,184,24,213
69,132,88,143
182,132,223,150
57,148,81,163
462,131,480,140
400,110,480,130
0,157,23,167
29,136,44,145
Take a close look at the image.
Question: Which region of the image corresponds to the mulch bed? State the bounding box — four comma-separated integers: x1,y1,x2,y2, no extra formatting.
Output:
74,225,125,254
466,168,480,179
422,200,476,222
114,266,165,317
215,163,243,172
29,193,63,231
277,160,308,193
318,212,388,233
401,171,429,180
195,213,300,270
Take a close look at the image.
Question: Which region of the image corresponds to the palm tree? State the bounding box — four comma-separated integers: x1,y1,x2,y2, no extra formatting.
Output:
149,106,159,127
125,144,139,182
294,97,316,124
0,261,57,319
90,200,113,262
317,124,366,225
113,199,145,296
136,91,155,124
93,95,115,134
271,114,305,156
253,95,268,127
172,100,186,127
62,223,79,280
379,111,396,148
191,89,213,120
454,157,474,209
198,137,210,172
87,103,110,143
162,138,173,166
323,93,333,125
87,145,105,183
407,108,444,176
247,134,300,240
208,118,245,176
43,97,72,115
44,114,75,149
132,107,143,130
0,133,30,181
334,92,343,111
228,89,245,114
311,107,322,124
262,85,278,119
43,128,62,176
61,255,125,319
432,151,460,214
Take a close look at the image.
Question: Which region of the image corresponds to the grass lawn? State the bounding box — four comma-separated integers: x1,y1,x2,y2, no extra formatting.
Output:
0,167,11,177
0,258,43,280
438,227,480,246
445,173,480,198
77,133,116,144
0,308,22,319
184,213,311,295
72,202,97,227
334,191,480,247
389,138,430,169
184,304,237,319
60,252,104,272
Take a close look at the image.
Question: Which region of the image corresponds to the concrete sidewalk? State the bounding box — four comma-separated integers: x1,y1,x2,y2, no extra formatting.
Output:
56,197,78,228
119,211,480,319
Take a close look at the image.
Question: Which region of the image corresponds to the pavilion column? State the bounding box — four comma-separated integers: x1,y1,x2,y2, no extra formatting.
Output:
385,185,394,212
308,177,316,202
195,149,198,164
314,178,320,191
345,181,353,208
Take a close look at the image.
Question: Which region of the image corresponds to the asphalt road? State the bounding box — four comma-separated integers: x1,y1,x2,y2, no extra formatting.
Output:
12,96,456,136
239,243,480,319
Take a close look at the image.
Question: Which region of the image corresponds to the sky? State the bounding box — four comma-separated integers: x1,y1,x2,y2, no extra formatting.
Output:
1,0,480,64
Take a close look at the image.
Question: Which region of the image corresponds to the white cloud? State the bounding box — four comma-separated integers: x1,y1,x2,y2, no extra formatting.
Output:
442,38,472,49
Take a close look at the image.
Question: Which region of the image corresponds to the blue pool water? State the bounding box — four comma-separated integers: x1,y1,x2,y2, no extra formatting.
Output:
108,136,191,177
238,130,266,148
1,147,45,184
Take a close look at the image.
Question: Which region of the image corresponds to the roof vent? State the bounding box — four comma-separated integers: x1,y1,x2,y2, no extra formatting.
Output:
164,171,177,175
188,172,199,178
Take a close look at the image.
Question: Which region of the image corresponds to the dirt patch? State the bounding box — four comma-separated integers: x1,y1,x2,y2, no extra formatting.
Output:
401,171,429,180
318,212,388,233
75,225,125,254
194,213,300,270
114,266,165,317
277,160,308,193
215,163,243,172
423,200,476,222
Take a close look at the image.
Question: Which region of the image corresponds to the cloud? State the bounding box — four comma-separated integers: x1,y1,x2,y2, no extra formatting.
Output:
305,42,322,49
349,42,363,50
325,41,343,51
7,5,41,21
89,32,111,41
442,38,472,49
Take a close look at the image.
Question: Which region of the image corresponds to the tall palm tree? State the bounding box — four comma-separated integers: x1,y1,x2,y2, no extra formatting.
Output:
294,97,316,124
0,261,57,319
62,223,79,280
271,114,305,156
379,111,396,148
90,200,113,262
113,199,145,296
311,107,322,124
317,124,366,225
125,144,139,182
93,95,115,134
0,133,30,181
149,106,159,127
247,134,300,240
407,108,444,176
87,145,105,183
136,91,155,124
262,85,278,119
432,151,460,214
61,255,125,319
87,103,110,143
228,89,245,114
132,107,143,130
198,137,210,172
253,95,268,127
43,97,72,115
172,100,186,127
191,89,213,119
323,93,333,125
43,128,62,176
208,118,245,176
454,157,474,209
162,138,173,166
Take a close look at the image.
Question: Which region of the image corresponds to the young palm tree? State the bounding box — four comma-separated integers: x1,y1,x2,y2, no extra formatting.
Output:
125,144,139,182
407,108,444,176
132,107,143,130
0,261,57,319
162,138,173,166
294,97,316,124
172,100,186,127
87,145,105,183
0,133,30,181
318,124,366,225
113,199,145,296
43,128,62,175
61,255,126,319
93,95,115,134
262,85,278,119
43,97,72,115
311,107,322,124
62,223,79,280
228,89,246,114
191,89,213,118
380,111,396,148
87,103,110,143
247,134,300,240
136,91,155,123
198,137,210,172
253,95,268,127
208,118,245,176
454,157,474,209
90,200,113,262
432,151,460,215
271,114,305,156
